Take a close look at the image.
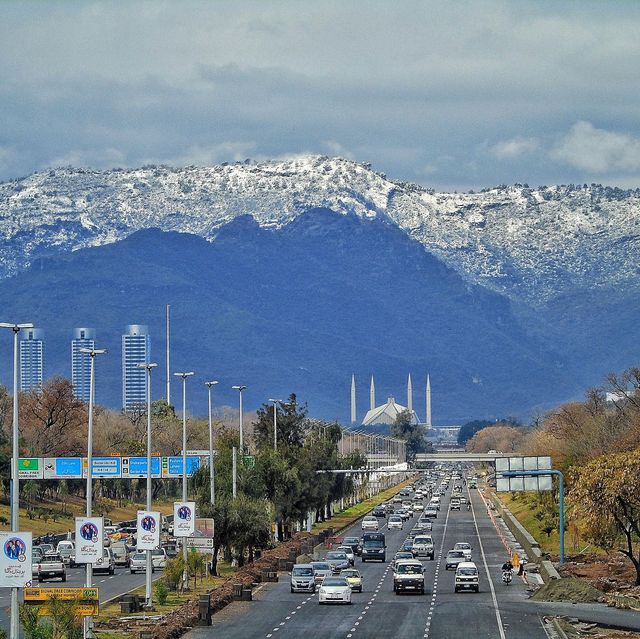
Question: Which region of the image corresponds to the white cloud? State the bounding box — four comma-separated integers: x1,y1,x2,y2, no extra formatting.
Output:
322,140,354,160
489,137,539,160
551,121,640,173
162,142,257,167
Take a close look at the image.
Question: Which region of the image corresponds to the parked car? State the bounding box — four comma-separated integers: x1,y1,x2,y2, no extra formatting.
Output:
37,553,66,582
93,548,116,575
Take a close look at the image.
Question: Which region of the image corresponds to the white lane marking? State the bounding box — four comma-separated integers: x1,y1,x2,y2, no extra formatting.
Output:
469,487,507,639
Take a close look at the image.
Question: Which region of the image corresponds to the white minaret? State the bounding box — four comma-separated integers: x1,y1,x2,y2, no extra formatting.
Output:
426,374,432,429
407,373,413,413
370,375,376,411
351,374,357,424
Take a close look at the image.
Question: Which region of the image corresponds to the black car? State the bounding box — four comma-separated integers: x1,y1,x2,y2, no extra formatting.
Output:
373,506,386,518
342,536,361,556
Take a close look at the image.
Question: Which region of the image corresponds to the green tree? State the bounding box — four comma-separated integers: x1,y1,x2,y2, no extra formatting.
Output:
570,451,640,585
391,409,430,463
252,394,307,453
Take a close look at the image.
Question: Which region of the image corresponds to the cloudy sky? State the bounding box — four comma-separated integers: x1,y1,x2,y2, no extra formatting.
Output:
1,0,639,190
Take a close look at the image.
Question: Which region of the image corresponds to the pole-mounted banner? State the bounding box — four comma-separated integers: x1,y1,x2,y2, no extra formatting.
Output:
173,502,196,537
0,532,32,587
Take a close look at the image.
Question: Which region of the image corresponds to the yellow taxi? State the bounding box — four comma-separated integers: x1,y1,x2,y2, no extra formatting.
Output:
341,568,363,592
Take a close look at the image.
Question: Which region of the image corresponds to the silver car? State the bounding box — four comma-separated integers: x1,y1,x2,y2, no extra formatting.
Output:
325,551,350,573
310,561,332,585
129,551,154,574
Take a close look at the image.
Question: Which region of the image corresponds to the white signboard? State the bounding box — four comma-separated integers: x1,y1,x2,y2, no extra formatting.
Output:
136,511,160,550
0,532,32,587
173,502,196,537
74,517,103,564
496,456,553,492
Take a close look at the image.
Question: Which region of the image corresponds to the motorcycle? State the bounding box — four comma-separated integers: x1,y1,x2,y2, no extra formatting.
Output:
502,569,513,585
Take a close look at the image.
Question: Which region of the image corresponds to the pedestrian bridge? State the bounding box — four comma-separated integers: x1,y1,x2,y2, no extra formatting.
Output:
414,452,510,462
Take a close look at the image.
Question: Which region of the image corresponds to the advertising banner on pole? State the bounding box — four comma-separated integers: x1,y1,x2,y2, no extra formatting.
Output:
0,531,32,587
74,517,104,564
136,511,160,550
173,502,196,537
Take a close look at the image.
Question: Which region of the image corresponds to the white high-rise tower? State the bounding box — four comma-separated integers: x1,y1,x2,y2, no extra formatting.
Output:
351,374,357,424
426,374,432,429
407,373,413,413
370,375,376,411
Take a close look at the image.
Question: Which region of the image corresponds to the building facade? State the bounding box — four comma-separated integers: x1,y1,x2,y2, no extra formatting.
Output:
122,324,150,411
71,327,96,402
19,328,44,391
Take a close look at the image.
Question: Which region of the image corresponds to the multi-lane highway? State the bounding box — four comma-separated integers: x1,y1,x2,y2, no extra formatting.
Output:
186,482,549,639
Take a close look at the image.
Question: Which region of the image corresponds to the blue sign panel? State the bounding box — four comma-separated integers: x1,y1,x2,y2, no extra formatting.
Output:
44,457,83,479
123,456,161,478
166,456,200,478
89,457,121,478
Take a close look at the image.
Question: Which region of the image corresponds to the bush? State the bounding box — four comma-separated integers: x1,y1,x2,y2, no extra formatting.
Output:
163,556,185,591
155,580,169,605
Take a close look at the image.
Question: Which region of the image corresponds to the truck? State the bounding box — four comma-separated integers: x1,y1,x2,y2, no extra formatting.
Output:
360,532,386,562
393,559,425,594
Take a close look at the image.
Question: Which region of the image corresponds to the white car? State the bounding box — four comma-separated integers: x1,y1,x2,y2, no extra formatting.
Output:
318,575,352,604
361,516,379,531
151,548,168,569
387,515,403,530
412,503,424,512
454,542,472,560
336,545,355,565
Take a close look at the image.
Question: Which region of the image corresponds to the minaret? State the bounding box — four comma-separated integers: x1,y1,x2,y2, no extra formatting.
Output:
426,374,432,429
370,375,376,411
351,374,357,424
407,373,413,413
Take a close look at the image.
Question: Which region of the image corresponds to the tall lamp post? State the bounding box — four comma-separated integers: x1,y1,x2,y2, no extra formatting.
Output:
0,322,33,639
231,385,247,454
137,362,158,608
205,381,219,508
174,371,194,587
79,346,107,639
268,398,283,451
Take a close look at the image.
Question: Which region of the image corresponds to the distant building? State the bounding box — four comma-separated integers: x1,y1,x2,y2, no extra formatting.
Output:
20,328,44,391
361,396,419,427
122,324,150,411
71,328,96,402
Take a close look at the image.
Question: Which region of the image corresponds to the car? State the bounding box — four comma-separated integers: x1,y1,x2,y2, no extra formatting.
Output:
453,542,472,560
325,550,350,573
37,553,66,582
412,535,435,560
290,563,316,593
336,545,355,566
310,561,332,585
342,536,361,556
393,559,425,594
387,515,403,530
129,551,153,574
372,506,386,518
445,550,466,570
429,497,441,511
392,551,415,569
104,526,118,536
361,516,379,531
450,498,461,511
455,561,480,593
400,540,414,553
360,532,386,562
416,518,433,531
93,548,116,575
459,496,468,505
396,508,411,521
318,575,352,604
32,546,44,577
423,507,438,519
56,541,76,567
413,494,423,502
392,495,403,503
110,541,129,566
341,568,363,592
38,543,54,555
162,542,178,559
151,548,168,569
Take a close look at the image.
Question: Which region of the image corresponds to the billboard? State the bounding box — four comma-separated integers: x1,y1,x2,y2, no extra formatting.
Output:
185,518,214,550
136,511,160,550
74,517,103,564
44,457,83,479
496,456,553,492
0,532,32,587
173,502,196,537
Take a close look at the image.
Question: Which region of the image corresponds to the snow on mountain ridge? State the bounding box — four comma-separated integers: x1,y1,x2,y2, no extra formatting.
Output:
1,156,640,304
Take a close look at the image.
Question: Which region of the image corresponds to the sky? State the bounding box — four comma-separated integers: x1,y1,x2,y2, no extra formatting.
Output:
1,0,639,191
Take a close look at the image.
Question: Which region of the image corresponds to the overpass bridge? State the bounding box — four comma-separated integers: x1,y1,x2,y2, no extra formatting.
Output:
414,452,509,462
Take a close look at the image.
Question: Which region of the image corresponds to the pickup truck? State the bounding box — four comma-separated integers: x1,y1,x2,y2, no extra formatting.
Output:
411,535,435,560
37,553,67,582
393,559,425,594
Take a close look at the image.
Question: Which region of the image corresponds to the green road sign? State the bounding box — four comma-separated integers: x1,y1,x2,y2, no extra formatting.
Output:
18,458,43,479
243,455,255,468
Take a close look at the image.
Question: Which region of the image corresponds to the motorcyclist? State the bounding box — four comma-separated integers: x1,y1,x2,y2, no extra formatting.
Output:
501,560,513,572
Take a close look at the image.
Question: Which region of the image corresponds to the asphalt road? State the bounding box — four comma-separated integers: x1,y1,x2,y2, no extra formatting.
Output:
186,484,551,639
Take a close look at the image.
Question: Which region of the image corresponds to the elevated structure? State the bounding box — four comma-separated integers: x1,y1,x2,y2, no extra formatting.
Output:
71,327,96,402
122,324,150,411
19,328,44,391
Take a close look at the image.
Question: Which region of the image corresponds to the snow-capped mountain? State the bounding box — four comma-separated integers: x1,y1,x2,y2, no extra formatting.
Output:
2,156,640,305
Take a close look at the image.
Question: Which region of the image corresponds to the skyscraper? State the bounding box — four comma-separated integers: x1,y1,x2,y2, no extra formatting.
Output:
71,327,96,402
122,324,150,411
19,328,44,391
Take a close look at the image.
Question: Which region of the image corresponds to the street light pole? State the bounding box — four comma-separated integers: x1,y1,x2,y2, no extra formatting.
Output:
79,347,107,639
0,321,33,639
231,385,247,454
137,362,158,608
268,399,283,451
174,371,194,588
205,381,219,507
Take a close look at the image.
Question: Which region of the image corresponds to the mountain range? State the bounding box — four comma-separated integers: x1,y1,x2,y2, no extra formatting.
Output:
0,156,639,422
